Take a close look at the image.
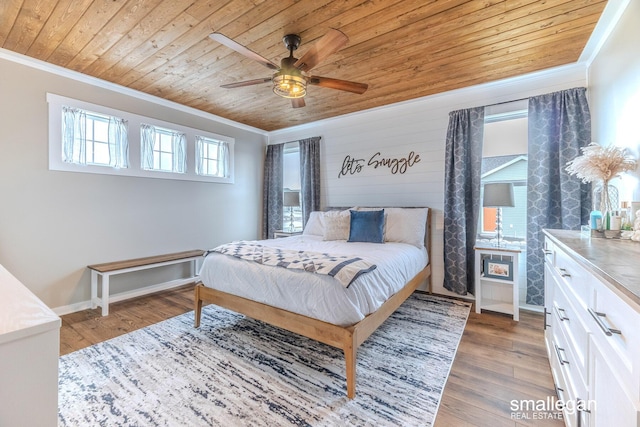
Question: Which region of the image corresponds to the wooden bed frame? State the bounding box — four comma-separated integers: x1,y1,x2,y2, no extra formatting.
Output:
194,209,432,399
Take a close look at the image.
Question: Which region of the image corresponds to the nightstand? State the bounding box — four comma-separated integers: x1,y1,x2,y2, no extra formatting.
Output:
273,229,303,238
474,244,522,321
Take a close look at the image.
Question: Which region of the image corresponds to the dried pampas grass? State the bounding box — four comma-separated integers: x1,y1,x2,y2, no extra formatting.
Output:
565,143,637,184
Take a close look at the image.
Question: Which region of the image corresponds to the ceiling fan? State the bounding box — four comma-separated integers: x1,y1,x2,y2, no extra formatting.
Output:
209,29,368,108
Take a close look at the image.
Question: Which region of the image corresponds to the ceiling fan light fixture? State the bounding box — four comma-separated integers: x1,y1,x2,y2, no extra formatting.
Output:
273,73,307,99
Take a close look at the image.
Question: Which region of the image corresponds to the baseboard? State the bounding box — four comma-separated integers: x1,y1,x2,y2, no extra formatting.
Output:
520,304,544,313
52,277,198,316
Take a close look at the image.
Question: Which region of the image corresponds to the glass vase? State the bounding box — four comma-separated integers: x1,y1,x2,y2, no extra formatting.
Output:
594,182,618,230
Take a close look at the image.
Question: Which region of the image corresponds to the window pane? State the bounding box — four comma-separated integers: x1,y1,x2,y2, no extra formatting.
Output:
94,120,109,142
160,134,172,152
94,142,110,165
160,152,172,171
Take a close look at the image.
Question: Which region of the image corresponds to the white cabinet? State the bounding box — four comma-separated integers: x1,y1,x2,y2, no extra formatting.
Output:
590,335,640,426
0,264,61,427
543,230,640,427
474,245,521,321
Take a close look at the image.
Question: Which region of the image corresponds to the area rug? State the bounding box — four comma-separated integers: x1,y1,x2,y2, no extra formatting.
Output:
58,294,471,426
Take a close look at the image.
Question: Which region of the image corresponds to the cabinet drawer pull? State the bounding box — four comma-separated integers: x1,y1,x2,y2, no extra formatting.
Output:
544,309,551,330
576,397,591,427
558,267,571,278
543,249,552,255
588,308,622,336
554,306,569,321
554,343,569,366
555,385,565,401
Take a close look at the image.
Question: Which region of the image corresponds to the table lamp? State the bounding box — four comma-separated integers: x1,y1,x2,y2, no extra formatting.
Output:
283,191,300,231
483,182,515,247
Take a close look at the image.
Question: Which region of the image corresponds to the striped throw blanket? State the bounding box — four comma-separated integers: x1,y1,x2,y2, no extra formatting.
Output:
208,241,376,288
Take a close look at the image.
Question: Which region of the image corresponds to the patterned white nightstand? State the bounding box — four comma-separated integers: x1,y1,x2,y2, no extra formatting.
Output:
273,230,303,238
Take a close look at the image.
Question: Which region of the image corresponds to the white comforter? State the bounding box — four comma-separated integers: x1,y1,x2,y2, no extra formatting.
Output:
199,235,428,326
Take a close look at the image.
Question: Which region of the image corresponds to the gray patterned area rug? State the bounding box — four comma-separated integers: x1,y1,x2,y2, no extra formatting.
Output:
58,294,471,427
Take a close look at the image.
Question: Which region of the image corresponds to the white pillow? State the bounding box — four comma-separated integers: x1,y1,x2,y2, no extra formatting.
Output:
303,211,324,236
384,208,429,248
322,210,350,241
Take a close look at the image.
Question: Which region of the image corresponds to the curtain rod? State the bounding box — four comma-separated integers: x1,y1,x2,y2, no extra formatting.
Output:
485,96,529,108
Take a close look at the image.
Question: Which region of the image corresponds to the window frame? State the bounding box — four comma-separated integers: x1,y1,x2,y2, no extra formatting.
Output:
82,111,113,166
140,123,187,174
283,142,303,231
478,106,528,243
48,93,235,184
195,135,231,178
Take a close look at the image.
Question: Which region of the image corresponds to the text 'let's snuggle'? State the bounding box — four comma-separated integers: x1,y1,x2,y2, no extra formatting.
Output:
338,151,421,178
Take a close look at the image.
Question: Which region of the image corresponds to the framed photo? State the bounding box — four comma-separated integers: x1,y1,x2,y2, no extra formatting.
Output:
483,258,513,281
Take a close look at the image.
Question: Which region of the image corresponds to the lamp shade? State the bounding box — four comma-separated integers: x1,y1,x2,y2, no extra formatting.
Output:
283,191,300,207
483,183,515,207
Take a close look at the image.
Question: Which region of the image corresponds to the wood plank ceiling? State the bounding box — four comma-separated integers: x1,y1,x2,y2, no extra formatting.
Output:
0,0,607,131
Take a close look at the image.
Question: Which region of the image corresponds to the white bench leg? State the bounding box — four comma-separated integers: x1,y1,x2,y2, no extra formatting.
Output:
101,274,110,316
90,270,98,309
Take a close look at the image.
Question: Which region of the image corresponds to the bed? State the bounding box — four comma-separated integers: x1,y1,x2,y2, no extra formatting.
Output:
194,207,431,399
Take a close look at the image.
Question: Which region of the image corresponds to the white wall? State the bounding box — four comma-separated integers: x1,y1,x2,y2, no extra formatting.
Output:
269,65,587,297
0,53,266,311
588,0,640,204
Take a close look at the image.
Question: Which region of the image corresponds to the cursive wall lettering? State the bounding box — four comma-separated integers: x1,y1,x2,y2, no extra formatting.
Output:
338,151,421,178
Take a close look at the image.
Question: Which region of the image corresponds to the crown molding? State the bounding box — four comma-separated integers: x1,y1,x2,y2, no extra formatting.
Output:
579,0,631,66
0,48,268,136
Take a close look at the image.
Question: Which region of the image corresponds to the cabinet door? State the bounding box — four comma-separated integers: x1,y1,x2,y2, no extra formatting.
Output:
590,336,640,426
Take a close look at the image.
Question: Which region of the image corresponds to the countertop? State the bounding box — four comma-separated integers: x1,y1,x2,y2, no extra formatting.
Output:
543,229,640,307
0,264,60,345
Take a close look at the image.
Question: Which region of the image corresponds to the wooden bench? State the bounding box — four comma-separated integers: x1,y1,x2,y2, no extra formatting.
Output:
88,250,205,316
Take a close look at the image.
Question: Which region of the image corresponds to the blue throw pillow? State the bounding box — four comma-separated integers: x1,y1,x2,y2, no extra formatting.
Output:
348,209,385,243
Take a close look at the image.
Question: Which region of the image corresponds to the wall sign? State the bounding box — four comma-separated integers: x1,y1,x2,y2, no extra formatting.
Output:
338,151,421,178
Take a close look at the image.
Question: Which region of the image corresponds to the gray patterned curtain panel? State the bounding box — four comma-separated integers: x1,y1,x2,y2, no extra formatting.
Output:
443,107,485,295
299,136,321,227
262,143,284,240
526,87,591,305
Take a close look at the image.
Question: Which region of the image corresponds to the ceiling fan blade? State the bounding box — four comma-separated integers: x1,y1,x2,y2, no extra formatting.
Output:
220,77,272,89
294,29,348,72
308,76,368,94
291,98,305,108
209,33,279,70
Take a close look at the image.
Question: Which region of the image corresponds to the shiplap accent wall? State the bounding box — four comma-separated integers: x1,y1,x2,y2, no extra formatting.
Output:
269,65,587,297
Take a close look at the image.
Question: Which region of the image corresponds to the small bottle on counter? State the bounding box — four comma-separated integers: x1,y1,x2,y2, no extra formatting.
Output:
610,212,622,231
590,210,602,230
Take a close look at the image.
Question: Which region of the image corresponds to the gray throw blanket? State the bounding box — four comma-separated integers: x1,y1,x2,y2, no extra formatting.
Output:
208,241,376,288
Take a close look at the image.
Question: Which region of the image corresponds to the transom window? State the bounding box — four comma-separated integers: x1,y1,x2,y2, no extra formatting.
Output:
49,93,235,183
196,136,230,178
140,124,186,173
62,106,128,168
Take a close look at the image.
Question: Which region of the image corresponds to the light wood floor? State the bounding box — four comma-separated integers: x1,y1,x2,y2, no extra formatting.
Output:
60,285,562,426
